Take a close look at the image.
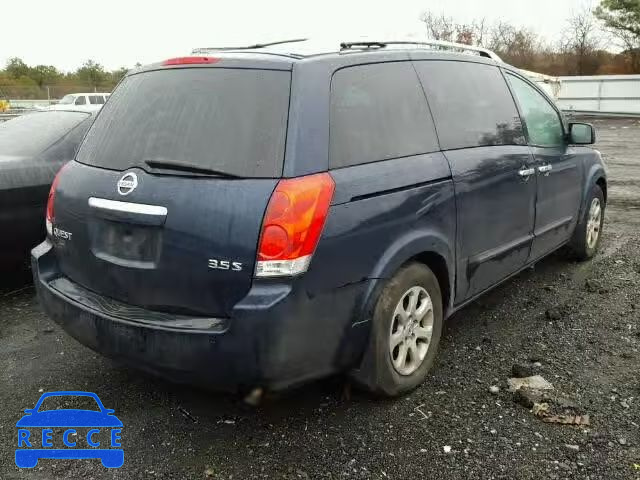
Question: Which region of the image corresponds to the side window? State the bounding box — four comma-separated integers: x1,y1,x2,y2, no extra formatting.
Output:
506,74,564,147
414,61,525,150
97,96,105,104
330,62,438,169
88,96,100,105
75,96,87,105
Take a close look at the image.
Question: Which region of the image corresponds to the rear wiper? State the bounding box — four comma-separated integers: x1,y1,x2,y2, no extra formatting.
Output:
144,159,240,178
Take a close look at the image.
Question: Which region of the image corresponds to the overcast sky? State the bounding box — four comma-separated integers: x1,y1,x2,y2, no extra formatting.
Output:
3,0,597,71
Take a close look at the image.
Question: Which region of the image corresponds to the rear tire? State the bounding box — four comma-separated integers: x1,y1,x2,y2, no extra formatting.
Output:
569,185,605,261
352,262,443,397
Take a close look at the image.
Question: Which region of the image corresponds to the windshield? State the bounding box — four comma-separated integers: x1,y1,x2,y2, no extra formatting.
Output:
0,111,89,157
76,68,291,177
58,94,76,105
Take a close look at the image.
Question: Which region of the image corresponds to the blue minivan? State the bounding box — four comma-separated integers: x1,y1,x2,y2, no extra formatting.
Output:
32,40,607,396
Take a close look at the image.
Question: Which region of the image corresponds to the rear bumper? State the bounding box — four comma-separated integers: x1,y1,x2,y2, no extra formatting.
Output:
32,241,371,391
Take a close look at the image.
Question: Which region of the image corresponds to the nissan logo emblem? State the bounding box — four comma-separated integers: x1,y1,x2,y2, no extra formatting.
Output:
117,172,138,196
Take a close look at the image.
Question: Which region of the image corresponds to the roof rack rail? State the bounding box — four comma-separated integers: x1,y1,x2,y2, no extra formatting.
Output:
339,40,503,62
192,38,308,54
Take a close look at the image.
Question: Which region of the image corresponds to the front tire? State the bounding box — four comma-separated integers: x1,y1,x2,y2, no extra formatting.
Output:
569,185,605,261
352,263,443,397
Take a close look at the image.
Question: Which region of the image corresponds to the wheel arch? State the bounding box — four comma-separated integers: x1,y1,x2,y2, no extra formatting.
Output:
349,232,453,395
596,176,607,203
357,229,455,324
580,164,607,220
410,251,451,318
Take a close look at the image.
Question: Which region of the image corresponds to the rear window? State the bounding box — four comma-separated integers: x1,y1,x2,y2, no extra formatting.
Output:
330,62,438,169
76,68,291,177
0,111,89,157
414,61,525,150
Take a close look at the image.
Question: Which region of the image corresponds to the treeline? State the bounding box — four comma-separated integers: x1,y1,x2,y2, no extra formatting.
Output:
3,0,640,100
0,58,132,100
420,0,640,76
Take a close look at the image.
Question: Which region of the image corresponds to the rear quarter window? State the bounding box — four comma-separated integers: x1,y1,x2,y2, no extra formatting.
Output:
414,61,525,150
329,62,439,169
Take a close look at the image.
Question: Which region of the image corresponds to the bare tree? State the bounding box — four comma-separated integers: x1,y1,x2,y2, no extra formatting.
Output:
418,9,634,74
419,12,540,69
561,9,604,75
419,12,489,46
419,12,455,42
458,18,489,45
472,18,489,46
488,22,540,69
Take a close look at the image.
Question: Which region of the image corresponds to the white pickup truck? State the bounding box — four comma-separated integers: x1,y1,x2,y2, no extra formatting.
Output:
49,93,111,112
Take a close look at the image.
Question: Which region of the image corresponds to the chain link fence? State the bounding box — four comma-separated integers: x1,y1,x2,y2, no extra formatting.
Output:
1,84,115,120
0,84,115,106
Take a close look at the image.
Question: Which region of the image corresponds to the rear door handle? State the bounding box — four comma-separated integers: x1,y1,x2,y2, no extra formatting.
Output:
518,167,536,179
538,164,553,176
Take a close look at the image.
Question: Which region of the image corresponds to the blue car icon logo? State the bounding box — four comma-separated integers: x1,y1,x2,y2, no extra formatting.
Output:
16,391,123,468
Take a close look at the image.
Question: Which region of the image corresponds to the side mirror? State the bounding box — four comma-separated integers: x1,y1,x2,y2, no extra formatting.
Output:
104,409,115,414
569,122,596,145
23,409,34,414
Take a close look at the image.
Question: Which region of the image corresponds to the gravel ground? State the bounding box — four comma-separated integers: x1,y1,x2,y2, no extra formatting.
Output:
1,118,639,479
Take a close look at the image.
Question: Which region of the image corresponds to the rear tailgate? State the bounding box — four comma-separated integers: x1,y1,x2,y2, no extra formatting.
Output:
53,164,276,316
52,63,291,317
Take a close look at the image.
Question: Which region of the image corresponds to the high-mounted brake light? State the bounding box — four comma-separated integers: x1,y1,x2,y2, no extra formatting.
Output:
45,165,68,236
162,56,220,66
256,173,335,278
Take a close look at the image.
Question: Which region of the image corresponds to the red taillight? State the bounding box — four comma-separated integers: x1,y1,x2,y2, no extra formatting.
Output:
256,173,335,277
45,166,66,236
162,56,220,66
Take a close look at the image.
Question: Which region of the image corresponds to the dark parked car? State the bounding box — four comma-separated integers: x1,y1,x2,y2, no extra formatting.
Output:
0,111,92,264
32,41,607,397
